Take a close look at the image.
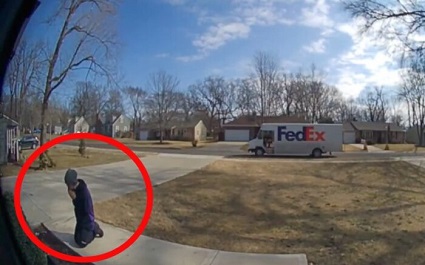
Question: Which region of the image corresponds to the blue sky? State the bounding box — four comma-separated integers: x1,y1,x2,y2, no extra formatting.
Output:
23,0,404,100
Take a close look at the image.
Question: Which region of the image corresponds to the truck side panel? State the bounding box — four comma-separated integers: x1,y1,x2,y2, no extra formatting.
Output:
273,124,343,155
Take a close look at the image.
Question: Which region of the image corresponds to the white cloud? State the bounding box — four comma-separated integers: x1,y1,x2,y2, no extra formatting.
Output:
330,17,406,98
155,53,170,58
303,38,327,53
300,0,333,31
162,0,186,5
193,22,251,52
177,0,294,62
176,53,207,62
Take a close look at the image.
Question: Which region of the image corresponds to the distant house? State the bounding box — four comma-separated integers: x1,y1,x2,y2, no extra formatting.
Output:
169,120,207,141
406,125,425,146
54,126,62,135
68,116,89,133
344,121,406,144
139,119,207,141
97,114,131,138
221,114,308,142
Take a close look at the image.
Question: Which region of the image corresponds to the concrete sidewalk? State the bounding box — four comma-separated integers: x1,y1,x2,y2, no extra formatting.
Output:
45,217,308,265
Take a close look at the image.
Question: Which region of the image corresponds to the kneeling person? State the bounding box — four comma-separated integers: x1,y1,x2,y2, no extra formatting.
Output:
64,169,104,248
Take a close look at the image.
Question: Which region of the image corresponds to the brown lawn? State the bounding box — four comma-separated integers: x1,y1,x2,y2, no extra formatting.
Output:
95,160,425,265
117,139,209,149
374,144,425,153
0,147,130,177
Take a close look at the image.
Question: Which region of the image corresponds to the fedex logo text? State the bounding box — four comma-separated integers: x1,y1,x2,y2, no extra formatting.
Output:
277,126,325,142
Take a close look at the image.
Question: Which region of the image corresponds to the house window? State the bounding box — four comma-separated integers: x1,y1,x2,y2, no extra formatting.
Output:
115,125,119,131
120,116,124,123
124,126,128,132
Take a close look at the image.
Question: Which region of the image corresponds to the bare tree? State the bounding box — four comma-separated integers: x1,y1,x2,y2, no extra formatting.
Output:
145,71,180,143
357,86,389,122
343,0,425,61
251,51,280,121
124,86,147,138
38,0,120,166
5,39,43,125
234,78,258,116
190,76,236,135
104,88,124,117
400,57,425,145
70,81,108,125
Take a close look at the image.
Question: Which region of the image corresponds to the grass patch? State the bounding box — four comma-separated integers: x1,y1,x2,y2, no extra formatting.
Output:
240,144,249,151
96,160,425,265
374,144,425,152
0,146,130,177
117,139,208,149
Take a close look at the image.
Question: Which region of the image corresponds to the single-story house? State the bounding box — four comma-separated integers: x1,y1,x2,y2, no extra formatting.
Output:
221,115,308,142
139,119,207,141
345,121,406,144
406,125,425,146
67,116,89,133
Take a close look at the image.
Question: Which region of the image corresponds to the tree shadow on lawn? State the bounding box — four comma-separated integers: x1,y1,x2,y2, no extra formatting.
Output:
143,161,425,265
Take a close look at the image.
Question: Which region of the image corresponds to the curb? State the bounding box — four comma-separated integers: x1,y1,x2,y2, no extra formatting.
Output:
36,223,94,265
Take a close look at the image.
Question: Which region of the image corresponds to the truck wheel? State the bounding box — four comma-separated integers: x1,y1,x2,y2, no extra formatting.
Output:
312,148,322,158
255,148,265,156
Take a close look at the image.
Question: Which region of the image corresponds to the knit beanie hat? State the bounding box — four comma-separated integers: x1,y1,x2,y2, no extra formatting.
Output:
64,169,78,186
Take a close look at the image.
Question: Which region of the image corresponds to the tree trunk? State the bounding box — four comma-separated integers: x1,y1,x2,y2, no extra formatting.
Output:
159,125,163,144
40,100,48,146
39,98,56,167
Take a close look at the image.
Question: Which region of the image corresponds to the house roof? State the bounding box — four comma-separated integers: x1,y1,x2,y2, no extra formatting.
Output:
351,121,405,132
223,115,308,127
0,114,19,126
170,119,202,129
343,122,355,132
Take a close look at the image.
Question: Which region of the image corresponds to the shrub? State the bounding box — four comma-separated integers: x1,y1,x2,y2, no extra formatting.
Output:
2,192,48,265
122,131,132,138
192,139,198,147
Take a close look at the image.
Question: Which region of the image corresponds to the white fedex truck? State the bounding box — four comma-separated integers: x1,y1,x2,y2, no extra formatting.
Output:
247,123,343,158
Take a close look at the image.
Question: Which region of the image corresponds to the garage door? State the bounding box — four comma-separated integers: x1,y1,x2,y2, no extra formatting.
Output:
225,129,250,142
139,130,148,140
343,132,355,144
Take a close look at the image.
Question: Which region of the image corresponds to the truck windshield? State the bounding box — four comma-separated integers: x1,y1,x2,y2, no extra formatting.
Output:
257,130,263,139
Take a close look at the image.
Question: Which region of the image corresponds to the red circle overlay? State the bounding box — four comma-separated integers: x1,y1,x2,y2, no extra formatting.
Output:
13,132,154,263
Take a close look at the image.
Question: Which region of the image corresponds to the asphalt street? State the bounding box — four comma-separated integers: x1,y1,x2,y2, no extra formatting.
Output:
61,140,425,159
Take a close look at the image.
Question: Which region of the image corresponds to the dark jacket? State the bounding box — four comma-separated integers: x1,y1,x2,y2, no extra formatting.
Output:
72,179,95,231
